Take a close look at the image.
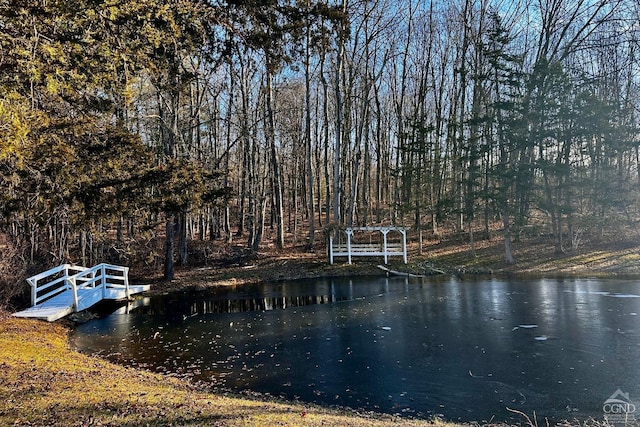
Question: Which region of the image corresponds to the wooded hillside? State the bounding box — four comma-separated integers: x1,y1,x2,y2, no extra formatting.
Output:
1,0,639,305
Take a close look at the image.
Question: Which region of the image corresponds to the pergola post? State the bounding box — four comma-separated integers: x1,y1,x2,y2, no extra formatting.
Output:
381,228,389,264
401,228,407,264
346,228,353,264
329,234,334,264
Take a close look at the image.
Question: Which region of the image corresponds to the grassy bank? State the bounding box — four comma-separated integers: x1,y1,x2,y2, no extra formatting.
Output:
0,312,445,427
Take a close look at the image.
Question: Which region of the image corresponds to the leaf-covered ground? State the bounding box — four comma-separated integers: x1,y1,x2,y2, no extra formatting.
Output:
152,231,640,295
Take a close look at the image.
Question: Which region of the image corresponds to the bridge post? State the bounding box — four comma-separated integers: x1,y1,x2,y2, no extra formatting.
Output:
101,264,106,299
27,277,37,307
63,264,71,293
68,275,78,311
124,266,130,299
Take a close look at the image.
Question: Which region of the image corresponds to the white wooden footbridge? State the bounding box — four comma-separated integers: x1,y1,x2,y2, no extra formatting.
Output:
13,263,149,322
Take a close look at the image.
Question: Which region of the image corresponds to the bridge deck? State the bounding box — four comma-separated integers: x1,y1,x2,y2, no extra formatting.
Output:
13,284,149,322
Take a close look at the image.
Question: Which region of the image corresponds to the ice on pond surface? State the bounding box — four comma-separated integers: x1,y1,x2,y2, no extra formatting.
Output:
564,290,640,298
512,324,538,330
606,293,640,298
564,290,611,296
71,276,640,425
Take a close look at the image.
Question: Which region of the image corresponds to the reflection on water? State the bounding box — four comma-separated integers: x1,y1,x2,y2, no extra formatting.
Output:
71,276,640,424
144,293,347,315
122,277,400,319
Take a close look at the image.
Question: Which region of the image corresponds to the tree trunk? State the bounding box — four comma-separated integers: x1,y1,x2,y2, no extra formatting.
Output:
320,51,331,225
265,67,284,249
164,212,175,280
224,61,234,244
503,211,514,264
178,211,187,266
331,0,348,224
304,7,315,248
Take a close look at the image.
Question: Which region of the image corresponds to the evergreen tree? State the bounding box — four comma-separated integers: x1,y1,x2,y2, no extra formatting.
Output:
483,10,526,264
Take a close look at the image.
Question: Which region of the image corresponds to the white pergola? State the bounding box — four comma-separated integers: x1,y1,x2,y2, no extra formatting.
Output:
328,226,407,264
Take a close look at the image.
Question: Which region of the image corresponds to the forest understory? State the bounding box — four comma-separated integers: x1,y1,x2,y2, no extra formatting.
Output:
200,232,637,278
123,220,640,299
3,218,640,312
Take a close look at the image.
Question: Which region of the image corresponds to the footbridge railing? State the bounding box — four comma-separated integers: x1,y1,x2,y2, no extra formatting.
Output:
27,263,130,311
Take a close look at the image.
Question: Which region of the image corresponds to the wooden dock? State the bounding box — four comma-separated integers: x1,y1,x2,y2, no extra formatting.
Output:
13,263,149,322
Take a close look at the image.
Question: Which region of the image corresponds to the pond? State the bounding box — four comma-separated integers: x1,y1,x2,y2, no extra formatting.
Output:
70,275,640,424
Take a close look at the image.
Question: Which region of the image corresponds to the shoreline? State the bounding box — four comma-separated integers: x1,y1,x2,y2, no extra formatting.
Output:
145,233,640,297
3,235,636,426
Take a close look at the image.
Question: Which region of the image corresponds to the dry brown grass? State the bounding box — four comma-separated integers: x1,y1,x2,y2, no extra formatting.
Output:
147,230,640,299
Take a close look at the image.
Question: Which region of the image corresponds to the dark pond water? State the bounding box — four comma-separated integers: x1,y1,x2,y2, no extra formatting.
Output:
70,276,640,424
